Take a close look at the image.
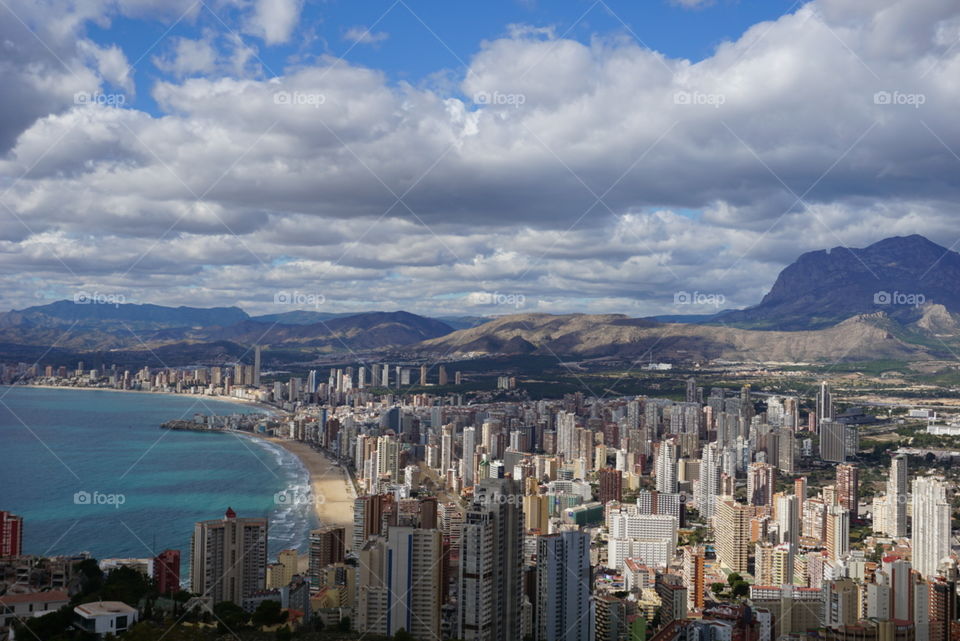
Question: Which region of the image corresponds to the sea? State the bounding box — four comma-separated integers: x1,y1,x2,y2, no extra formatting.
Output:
0,386,317,579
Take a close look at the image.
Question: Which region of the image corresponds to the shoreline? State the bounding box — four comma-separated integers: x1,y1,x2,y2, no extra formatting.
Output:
7,383,284,416
258,436,357,544
8,383,355,550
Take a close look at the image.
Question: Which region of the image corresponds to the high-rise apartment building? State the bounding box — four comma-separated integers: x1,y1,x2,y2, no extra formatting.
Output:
0,510,23,557
309,526,345,586
682,545,705,611
825,505,849,561
747,462,776,508
190,508,267,604
715,499,752,573
355,527,442,640
912,476,951,579
816,381,833,430
836,464,859,519
598,467,622,504
536,531,593,641
655,440,678,493
154,549,180,595
697,442,723,519
458,478,524,641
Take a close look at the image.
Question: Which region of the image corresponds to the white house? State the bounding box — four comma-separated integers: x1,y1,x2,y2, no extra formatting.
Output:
74,602,138,638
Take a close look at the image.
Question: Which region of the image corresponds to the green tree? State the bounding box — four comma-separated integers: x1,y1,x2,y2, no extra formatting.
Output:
212,601,248,631
394,628,416,641
251,600,288,628
731,581,750,598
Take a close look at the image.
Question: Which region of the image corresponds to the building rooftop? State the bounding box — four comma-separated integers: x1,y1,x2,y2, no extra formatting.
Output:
75,601,137,617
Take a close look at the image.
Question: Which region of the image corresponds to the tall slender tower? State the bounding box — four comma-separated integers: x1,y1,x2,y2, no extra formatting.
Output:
816,381,833,429
888,455,908,537
836,464,859,520
463,427,477,487
655,440,678,494
536,531,593,641
697,443,722,519
458,478,524,641
253,345,261,387
912,476,951,578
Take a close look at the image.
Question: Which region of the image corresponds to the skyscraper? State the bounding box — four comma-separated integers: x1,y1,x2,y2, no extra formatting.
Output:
912,476,951,578
836,464,859,519
458,478,524,641
816,381,833,430
536,530,593,641
819,419,847,462
463,427,477,487
655,440,678,493
0,510,23,557
697,442,722,519
598,467,622,504
355,527,442,640
252,344,261,387
888,454,908,537
190,508,267,604
825,505,849,561
747,462,776,508
715,498,752,573
309,526,345,585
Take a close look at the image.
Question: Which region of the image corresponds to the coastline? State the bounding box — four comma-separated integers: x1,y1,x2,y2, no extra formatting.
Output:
8,383,355,550
260,436,357,544
9,383,283,416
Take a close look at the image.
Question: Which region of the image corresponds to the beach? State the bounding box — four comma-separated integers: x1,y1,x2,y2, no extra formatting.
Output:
266,438,356,542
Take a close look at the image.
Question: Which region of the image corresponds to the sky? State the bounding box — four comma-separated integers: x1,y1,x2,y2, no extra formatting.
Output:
1,0,958,318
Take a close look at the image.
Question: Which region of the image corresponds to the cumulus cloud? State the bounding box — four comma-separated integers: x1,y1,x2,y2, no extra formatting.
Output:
246,0,302,45
343,26,390,45
1,0,959,318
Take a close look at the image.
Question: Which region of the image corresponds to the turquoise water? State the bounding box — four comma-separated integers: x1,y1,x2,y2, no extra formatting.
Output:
0,386,316,577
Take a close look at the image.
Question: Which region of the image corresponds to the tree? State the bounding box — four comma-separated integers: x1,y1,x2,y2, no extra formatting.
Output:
711,582,725,596
727,573,742,586
212,601,248,631
394,628,416,641
731,581,750,598
251,600,288,628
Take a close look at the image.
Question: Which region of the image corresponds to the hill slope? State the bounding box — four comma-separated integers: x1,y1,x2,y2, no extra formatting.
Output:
415,312,933,363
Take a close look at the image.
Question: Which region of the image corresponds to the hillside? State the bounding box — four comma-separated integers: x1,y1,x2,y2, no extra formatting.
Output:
415,312,935,363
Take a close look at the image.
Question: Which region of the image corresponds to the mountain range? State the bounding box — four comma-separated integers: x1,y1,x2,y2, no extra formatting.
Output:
3,234,959,366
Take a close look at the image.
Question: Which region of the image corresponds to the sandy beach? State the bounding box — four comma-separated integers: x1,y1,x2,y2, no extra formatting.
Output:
266,438,356,543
